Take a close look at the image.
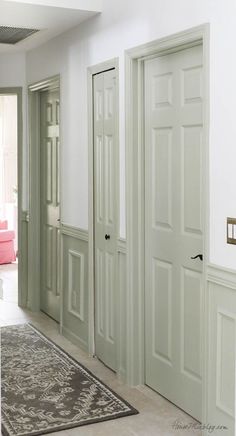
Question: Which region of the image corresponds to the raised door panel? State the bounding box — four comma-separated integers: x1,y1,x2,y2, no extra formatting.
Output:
45,139,53,204
181,268,202,381
96,248,105,338
55,138,60,206
95,135,104,225
151,128,172,230
183,66,202,105
105,134,115,227
45,225,53,291
152,72,173,108
105,252,115,345
182,126,202,235
151,258,172,365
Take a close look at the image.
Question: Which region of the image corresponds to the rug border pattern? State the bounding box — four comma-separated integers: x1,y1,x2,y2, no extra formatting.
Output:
1,323,138,436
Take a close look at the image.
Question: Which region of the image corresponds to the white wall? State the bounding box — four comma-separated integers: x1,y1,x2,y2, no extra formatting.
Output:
5,0,103,11
0,52,28,211
24,0,236,269
0,53,26,88
0,95,18,203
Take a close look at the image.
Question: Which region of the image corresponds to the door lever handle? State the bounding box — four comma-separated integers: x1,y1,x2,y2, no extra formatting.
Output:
191,254,203,261
105,234,110,240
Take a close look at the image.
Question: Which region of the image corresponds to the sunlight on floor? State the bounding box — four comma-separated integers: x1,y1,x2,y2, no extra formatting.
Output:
0,261,18,303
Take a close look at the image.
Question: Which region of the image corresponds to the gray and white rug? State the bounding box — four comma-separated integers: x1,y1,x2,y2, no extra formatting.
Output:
1,324,138,436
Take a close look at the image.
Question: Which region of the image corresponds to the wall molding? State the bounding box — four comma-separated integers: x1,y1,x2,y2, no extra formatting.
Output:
62,225,125,249
216,308,236,418
61,223,89,353
61,224,88,241
68,249,85,322
207,264,236,434
207,263,236,290
126,26,206,60
29,76,60,92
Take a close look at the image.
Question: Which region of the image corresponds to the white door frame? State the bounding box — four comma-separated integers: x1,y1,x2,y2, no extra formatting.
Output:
0,87,24,305
125,24,210,421
87,58,119,356
28,76,60,313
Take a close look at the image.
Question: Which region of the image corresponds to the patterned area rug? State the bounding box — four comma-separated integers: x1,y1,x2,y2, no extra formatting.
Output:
1,324,138,436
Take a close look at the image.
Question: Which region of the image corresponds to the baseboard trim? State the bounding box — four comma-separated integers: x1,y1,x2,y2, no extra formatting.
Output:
117,367,126,383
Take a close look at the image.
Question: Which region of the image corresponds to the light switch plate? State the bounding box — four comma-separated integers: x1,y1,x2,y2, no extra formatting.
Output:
227,217,236,245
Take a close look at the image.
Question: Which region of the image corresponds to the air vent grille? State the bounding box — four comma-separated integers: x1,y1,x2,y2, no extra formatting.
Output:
0,26,39,44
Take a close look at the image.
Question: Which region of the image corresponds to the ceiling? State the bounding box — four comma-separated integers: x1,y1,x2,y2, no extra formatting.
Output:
0,0,102,53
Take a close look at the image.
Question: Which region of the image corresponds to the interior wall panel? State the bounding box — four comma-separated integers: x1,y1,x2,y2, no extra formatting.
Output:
61,226,89,351
207,266,236,436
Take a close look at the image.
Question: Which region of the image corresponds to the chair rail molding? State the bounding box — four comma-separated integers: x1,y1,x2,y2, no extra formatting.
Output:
61,223,88,241
207,263,236,289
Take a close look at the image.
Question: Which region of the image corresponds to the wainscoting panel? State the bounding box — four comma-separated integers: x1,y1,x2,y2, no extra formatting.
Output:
61,225,88,351
207,265,236,436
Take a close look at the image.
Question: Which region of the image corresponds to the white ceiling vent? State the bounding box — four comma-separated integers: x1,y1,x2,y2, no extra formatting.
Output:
0,26,39,44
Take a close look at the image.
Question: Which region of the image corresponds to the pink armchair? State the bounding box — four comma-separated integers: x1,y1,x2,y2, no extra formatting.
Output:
0,220,16,264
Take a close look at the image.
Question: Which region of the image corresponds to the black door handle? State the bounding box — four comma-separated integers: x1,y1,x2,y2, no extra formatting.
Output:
191,254,203,261
105,234,110,240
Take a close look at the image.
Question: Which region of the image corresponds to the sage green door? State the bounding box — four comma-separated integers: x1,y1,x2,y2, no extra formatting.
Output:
93,69,118,371
40,89,60,322
144,45,204,420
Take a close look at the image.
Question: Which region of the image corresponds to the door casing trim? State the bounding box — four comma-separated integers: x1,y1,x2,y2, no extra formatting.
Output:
28,75,60,313
0,87,24,305
87,58,119,357
125,24,210,422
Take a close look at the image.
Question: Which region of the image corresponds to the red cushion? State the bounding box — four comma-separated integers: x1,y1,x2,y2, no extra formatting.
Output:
0,220,8,230
0,230,15,242
0,240,16,264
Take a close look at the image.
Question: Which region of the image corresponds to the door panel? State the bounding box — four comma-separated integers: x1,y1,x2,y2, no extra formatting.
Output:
93,69,117,371
145,45,203,420
40,89,60,322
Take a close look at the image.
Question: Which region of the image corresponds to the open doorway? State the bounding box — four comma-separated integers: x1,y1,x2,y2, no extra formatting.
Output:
0,92,19,305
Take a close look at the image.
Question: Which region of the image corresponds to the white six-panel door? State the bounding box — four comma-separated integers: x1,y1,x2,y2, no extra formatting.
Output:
93,69,117,371
144,45,204,420
40,89,60,322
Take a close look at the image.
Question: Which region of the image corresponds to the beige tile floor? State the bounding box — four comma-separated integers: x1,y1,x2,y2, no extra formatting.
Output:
0,262,18,303
0,265,201,436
